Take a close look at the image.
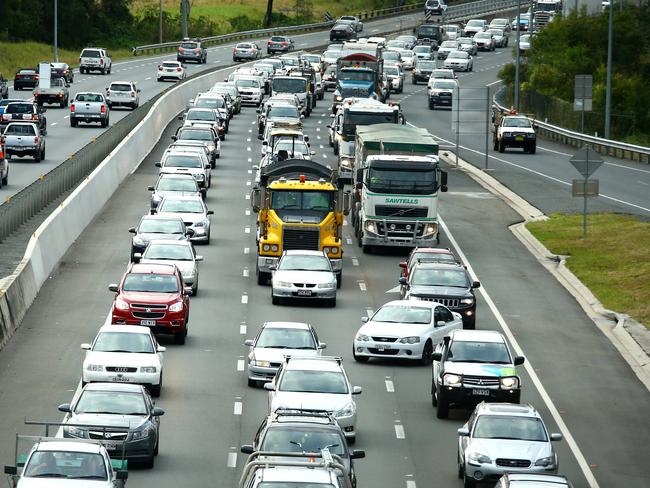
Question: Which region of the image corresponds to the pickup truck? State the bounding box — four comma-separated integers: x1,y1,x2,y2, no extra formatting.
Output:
79,47,112,75
1,122,46,161
33,77,69,107
70,92,110,127
0,142,8,187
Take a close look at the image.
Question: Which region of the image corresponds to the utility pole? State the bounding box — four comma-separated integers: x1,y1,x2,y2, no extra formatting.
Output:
181,0,189,38
604,0,613,139
514,0,521,111
54,0,59,62
264,0,274,28
159,0,163,43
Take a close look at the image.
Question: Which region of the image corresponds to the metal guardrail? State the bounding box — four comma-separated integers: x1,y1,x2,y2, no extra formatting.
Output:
494,87,650,163
132,0,520,55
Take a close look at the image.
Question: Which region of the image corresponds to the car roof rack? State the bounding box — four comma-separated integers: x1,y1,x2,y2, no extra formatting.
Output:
272,408,334,419
284,355,342,364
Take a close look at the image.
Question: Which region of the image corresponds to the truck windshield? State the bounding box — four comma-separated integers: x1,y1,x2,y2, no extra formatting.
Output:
340,70,374,82
367,167,436,195
273,78,306,93
418,26,439,37
270,190,334,222
342,112,397,136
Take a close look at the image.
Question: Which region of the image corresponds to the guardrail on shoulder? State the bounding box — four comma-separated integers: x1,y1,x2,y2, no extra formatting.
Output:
494,87,650,164
131,0,520,56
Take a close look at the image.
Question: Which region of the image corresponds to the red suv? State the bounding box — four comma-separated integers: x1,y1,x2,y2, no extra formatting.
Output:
109,263,190,344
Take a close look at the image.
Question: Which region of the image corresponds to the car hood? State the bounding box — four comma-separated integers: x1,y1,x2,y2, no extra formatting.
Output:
268,116,301,125
409,285,470,298
273,270,334,284
68,412,149,431
135,232,186,244
120,291,179,303
443,362,517,377
139,258,195,274
156,211,206,224
18,478,111,488
469,438,552,463
358,321,428,338
272,392,352,412
153,190,200,199
160,167,204,176
84,351,159,368
252,348,320,363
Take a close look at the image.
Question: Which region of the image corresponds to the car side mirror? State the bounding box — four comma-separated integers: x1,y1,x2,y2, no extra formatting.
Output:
171,135,177,141
184,287,193,295
147,185,155,191
457,427,470,437
431,352,443,361
241,445,254,454
263,383,275,391
472,281,480,289
207,210,214,215
398,277,408,286
244,339,254,347
268,265,277,271
157,346,166,352
152,407,165,417
108,284,119,292
116,470,128,481
81,343,91,351
262,141,268,145
350,449,366,459
137,89,141,93
4,466,17,475
352,386,362,395
195,255,203,262
398,261,407,269
550,433,563,442
361,316,369,323
436,320,446,327
57,403,71,413
304,135,309,141
133,252,142,263
514,356,525,366
177,115,183,120
318,342,327,350
257,134,263,140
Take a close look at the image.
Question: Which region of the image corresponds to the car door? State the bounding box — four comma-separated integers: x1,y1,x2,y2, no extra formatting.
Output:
459,411,476,463
432,339,448,390
430,306,458,345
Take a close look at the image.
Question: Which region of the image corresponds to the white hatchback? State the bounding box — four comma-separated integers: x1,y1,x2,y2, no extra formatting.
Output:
81,324,165,396
157,61,186,81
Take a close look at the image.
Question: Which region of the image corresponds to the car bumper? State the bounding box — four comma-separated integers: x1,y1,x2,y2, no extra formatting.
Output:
111,314,187,334
272,284,337,300
108,98,137,106
464,461,557,483
5,145,40,156
235,52,259,58
440,385,520,407
158,72,184,80
354,340,425,360
71,114,105,122
334,413,356,438
35,95,65,103
430,95,453,106
241,94,262,104
82,370,161,387
247,364,280,382
188,225,210,242
500,136,536,147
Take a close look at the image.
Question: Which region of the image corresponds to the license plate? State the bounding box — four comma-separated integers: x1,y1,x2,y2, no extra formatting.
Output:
375,344,386,351
472,388,490,396
297,290,312,296
111,376,131,382
516,136,524,141
140,320,156,326
104,441,120,450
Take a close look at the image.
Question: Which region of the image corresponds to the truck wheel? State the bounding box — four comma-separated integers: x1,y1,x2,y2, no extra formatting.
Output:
70,118,77,127
498,141,505,153
2,172,7,186
429,99,434,110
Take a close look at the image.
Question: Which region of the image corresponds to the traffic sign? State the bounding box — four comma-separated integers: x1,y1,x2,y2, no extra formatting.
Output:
572,179,599,197
570,146,604,178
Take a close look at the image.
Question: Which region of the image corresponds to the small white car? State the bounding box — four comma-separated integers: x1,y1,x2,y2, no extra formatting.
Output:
137,239,203,295
397,49,416,70
81,324,165,396
156,148,212,189
265,356,362,442
245,321,325,386
271,250,337,307
157,61,186,82
105,81,140,110
353,300,462,364
444,50,474,71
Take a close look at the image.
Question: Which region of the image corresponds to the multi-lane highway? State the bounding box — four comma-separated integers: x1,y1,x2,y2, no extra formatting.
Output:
0,34,649,488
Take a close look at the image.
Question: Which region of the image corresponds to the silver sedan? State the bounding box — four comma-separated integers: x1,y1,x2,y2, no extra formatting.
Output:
136,239,203,295
271,250,337,307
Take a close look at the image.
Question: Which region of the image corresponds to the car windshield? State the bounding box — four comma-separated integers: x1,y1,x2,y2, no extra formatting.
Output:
110,83,131,91
410,251,457,265
256,328,316,349
473,416,548,441
279,254,331,272
138,218,184,234
75,390,147,415
441,41,457,48
400,51,414,58
448,52,468,59
411,268,469,287
163,154,203,168
448,341,511,363
122,273,179,293
157,177,198,192
431,70,453,78
24,451,107,480
383,52,400,60
261,427,345,455
159,198,205,213
187,110,216,121
279,370,348,394
503,118,532,128
488,30,503,36
367,167,436,195
413,46,430,53
467,20,484,28
419,61,437,69
144,243,193,261
340,69,374,82
273,78,306,93
195,98,225,109
269,106,299,118
270,190,333,222
275,141,309,155
236,79,260,89
179,129,212,141
93,331,155,353
384,67,399,76
372,304,432,324
303,55,320,63
433,81,457,89
255,64,274,73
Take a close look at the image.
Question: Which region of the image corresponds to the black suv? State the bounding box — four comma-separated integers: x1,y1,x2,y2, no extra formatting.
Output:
0,101,47,134
399,262,480,329
241,409,365,487
177,38,207,64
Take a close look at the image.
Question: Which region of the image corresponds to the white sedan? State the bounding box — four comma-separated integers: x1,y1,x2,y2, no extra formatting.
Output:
157,61,186,81
444,50,474,72
81,324,165,396
353,300,463,364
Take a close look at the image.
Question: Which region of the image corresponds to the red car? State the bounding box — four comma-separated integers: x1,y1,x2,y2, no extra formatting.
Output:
398,247,461,279
109,263,190,344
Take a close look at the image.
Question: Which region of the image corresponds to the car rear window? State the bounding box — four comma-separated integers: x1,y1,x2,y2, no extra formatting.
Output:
162,62,180,68
110,83,132,91
5,124,36,135
271,37,286,42
238,43,254,49
75,93,104,102
6,103,33,114
17,70,36,75
81,50,101,58
180,42,198,49
163,154,203,168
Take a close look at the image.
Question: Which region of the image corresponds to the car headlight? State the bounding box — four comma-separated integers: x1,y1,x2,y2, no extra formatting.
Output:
356,334,370,342
443,373,461,386
468,452,492,464
169,301,184,312
339,159,352,168
140,366,157,373
194,219,208,227
131,425,155,440
317,282,336,289
335,402,355,418
114,298,129,311
207,144,215,151
66,426,87,438
423,223,438,236
500,376,519,388
460,297,474,305
526,133,535,138
86,364,104,372
335,95,343,101
535,456,555,467
252,359,271,367
181,268,195,278
364,221,377,234
274,281,292,288
399,336,420,344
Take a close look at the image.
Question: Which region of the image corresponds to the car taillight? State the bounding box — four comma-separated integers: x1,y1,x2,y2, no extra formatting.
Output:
178,47,183,52
100,59,104,65
131,91,136,97
100,105,106,113
34,136,40,144
35,75,39,80
177,67,182,72
195,48,200,53
268,41,271,45
106,90,111,96
158,65,162,70
70,104,75,112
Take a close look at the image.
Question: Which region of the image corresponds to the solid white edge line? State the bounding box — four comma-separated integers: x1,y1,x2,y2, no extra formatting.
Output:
394,424,405,439
439,217,600,488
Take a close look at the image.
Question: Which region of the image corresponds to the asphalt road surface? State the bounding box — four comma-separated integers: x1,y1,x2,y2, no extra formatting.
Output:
0,58,648,488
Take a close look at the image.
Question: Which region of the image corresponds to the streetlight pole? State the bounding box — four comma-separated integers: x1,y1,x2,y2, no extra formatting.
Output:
159,0,163,43
514,0,521,111
604,0,613,139
54,0,59,62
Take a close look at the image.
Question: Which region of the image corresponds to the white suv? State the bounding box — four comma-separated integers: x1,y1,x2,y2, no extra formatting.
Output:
265,356,362,442
79,47,112,75
106,81,140,110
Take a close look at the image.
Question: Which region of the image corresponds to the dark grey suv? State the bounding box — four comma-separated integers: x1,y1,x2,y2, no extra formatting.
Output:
400,262,480,329
177,38,207,64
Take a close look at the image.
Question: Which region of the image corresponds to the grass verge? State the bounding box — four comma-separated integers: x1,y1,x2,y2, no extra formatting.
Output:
526,213,650,328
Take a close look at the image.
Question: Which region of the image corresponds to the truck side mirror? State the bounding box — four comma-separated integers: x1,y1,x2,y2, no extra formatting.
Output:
251,188,261,213
342,191,352,216
440,171,448,192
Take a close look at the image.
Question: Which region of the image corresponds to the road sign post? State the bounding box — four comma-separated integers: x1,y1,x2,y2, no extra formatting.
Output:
569,145,604,238
574,75,593,133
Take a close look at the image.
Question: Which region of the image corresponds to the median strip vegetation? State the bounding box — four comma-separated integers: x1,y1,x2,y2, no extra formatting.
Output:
526,213,650,328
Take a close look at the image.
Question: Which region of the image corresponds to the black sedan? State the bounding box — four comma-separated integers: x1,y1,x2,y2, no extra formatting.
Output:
0,74,8,99
13,69,39,90
330,23,357,42
50,62,74,83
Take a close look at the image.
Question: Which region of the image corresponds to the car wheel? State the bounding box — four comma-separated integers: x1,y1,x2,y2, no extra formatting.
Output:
174,330,187,345
272,294,281,305
347,435,356,445
191,281,198,296
362,244,372,254
70,118,77,127
257,266,270,286
429,99,435,110
336,272,342,289
205,229,211,245
463,473,476,488
529,142,536,154
457,451,464,479
150,377,161,397
436,391,450,419
143,455,154,469
2,172,7,186
498,141,506,153
326,297,336,308
493,139,499,151
420,340,433,365
154,436,159,456
353,347,369,363
34,150,41,163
